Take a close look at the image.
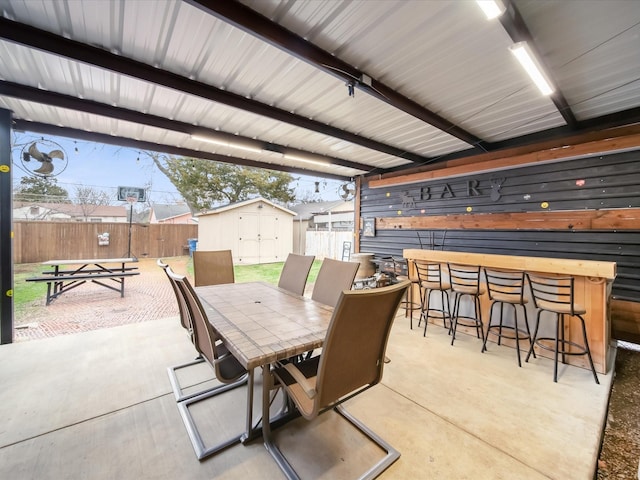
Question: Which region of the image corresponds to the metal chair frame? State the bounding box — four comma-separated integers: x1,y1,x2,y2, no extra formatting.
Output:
392,257,422,328
481,268,535,367
525,273,599,384
158,259,211,402
167,268,250,460
414,261,451,337
448,263,485,346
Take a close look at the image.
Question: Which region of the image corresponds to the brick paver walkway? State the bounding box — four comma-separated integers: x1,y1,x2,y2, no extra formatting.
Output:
14,257,192,342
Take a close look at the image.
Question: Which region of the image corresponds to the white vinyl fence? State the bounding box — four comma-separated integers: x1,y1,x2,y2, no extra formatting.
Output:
305,230,354,260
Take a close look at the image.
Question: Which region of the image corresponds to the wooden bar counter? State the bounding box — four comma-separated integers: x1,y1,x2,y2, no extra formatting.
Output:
403,249,617,374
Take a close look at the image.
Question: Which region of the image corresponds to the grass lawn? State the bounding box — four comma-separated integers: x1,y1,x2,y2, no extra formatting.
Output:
12,263,47,317
234,259,321,284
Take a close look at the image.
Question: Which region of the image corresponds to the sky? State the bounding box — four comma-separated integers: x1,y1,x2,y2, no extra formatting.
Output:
11,131,348,206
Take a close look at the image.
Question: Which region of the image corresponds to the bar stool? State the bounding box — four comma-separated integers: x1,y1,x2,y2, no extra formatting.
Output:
393,258,422,329
448,263,485,346
481,268,535,367
414,260,451,337
525,273,599,384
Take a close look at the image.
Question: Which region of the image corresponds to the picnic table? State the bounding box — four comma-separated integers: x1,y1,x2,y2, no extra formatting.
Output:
26,258,140,305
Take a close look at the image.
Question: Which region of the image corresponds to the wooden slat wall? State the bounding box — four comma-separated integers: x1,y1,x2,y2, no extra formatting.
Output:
359,148,640,342
13,221,198,263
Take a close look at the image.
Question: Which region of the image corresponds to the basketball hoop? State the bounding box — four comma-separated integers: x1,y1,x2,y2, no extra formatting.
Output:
117,185,146,258
117,186,146,203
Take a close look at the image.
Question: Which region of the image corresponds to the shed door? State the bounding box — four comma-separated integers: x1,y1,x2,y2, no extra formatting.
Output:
238,212,278,264
259,213,278,263
238,213,260,263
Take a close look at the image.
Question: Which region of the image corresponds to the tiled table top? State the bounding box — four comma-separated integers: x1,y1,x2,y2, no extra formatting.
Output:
196,282,334,369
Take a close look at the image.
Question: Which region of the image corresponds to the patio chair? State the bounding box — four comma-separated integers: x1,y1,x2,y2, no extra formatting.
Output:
158,258,192,335
167,268,249,460
310,257,360,308
193,249,235,287
262,280,410,480
159,258,210,402
278,253,316,296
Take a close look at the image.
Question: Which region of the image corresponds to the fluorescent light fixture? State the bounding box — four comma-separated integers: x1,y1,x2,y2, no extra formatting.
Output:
284,153,329,167
232,144,263,154
509,42,555,96
191,134,262,154
476,0,505,20
191,134,226,146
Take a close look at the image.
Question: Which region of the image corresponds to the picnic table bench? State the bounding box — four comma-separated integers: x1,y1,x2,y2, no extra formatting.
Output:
26,258,140,305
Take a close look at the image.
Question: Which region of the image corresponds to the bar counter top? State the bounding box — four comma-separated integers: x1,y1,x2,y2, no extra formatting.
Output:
403,249,616,280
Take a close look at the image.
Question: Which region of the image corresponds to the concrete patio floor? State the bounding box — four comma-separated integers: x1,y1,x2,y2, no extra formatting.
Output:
0,310,612,479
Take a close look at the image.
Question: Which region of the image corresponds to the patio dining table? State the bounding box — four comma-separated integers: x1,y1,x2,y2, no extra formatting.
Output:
195,281,334,442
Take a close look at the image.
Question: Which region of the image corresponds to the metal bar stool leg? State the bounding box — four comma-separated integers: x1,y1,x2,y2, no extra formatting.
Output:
481,301,497,353
421,289,428,336
578,314,600,385
450,293,461,346
512,304,521,367
525,310,543,363
554,313,561,383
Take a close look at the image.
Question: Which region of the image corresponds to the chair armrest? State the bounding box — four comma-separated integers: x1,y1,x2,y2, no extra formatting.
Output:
283,363,317,399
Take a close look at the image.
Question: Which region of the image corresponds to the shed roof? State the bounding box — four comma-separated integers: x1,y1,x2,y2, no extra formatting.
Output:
196,197,296,217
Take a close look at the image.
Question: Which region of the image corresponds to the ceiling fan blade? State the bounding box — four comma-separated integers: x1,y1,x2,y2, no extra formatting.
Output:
28,143,46,162
48,149,65,160
33,161,54,174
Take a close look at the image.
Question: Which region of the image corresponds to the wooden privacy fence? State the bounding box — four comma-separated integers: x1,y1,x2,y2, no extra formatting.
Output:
13,221,198,264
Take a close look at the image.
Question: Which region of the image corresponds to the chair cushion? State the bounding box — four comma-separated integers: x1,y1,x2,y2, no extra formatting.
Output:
421,280,451,290
537,299,586,315
492,292,528,304
453,284,485,295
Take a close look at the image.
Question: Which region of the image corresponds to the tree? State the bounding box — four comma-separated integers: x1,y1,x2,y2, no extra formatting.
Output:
13,176,69,203
149,153,296,211
73,186,112,220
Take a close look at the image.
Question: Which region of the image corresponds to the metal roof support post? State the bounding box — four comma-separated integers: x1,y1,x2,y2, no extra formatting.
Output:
0,108,14,344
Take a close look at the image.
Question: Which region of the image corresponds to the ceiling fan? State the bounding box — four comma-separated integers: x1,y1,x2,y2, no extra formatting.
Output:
339,182,355,201
21,139,67,176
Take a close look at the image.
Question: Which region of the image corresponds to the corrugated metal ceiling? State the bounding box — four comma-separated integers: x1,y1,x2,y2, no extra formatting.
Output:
0,0,639,181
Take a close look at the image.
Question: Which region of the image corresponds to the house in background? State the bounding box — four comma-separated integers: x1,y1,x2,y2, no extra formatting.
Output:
149,203,194,224
196,197,295,265
289,200,354,258
12,202,127,222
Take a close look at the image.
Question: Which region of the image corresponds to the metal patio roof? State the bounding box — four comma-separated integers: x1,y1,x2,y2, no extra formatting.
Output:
1,0,639,181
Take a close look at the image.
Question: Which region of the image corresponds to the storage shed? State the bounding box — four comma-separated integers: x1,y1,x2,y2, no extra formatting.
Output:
195,198,295,265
